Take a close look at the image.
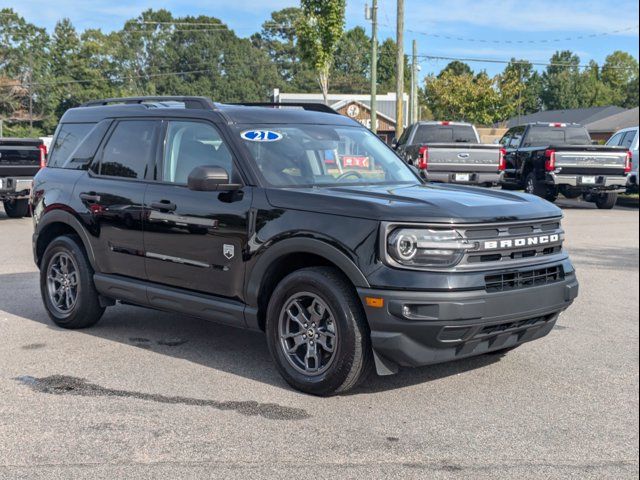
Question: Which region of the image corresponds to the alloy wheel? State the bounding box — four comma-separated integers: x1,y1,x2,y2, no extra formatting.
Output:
278,292,338,376
46,252,79,315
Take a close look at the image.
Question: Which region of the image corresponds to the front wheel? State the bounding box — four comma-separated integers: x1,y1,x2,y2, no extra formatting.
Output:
3,199,29,218
594,192,617,209
266,267,373,396
40,235,105,329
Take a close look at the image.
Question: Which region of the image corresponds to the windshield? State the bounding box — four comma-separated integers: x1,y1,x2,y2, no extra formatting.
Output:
524,126,592,147
235,124,419,188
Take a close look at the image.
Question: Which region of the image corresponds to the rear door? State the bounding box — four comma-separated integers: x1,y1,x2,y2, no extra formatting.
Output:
142,119,252,300
76,119,160,279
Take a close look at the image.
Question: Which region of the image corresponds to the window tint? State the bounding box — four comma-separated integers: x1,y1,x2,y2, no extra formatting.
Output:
48,123,95,168
99,120,159,179
413,125,477,144
396,126,411,146
621,131,638,150
523,126,591,147
606,132,624,146
163,121,234,184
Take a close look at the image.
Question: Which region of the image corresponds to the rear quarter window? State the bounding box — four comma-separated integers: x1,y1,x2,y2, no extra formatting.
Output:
48,123,96,168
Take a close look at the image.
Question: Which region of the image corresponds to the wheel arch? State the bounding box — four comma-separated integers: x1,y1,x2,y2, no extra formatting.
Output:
245,238,370,331
35,211,97,270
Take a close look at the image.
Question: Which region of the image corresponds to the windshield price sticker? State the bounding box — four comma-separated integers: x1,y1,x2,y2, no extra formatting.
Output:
241,130,283,142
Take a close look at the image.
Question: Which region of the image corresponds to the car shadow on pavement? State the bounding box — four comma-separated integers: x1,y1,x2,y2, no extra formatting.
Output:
1,271,505,396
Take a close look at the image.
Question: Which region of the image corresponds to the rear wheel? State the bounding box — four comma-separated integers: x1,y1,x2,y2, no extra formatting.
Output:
3,199,29,218
594,192,617,209
525,172,557,202
40,235,105,329
266,267,373,396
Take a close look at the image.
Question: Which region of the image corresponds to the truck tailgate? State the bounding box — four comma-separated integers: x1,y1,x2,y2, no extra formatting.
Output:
0,138,42,177
426,143,501,173
553,146,628,176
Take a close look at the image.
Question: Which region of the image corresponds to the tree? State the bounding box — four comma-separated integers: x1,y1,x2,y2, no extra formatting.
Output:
541,50,583,110
297,0,346,103
251,8,316,91
377,37,410,93
601,51,639,107
439,61,472,78
332,27,370,93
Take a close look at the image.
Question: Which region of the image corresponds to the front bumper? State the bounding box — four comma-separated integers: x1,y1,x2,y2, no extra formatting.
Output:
546,172,627,190
0,177,32,200
426,171,501,185
358,273,579,373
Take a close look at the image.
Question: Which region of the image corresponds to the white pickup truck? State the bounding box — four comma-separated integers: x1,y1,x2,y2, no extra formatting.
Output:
392,121,504,187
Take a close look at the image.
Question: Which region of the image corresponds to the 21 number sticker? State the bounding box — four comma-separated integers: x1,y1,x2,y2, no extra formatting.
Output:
240,130,283,142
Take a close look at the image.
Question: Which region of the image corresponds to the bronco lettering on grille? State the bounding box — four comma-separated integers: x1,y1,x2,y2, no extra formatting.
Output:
483,234,560,250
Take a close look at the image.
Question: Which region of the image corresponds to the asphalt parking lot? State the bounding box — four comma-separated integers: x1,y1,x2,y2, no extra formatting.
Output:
0,199,638,479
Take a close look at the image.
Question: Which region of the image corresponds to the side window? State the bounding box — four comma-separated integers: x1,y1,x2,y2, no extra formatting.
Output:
621,131,637,150
98,120,159,179
606,132,624,146
48,123,95,168
162,121,234,184
499,132,511,146
396,125,412,146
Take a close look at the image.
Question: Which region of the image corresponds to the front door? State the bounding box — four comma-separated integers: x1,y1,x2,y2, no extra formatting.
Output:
143,120,252,300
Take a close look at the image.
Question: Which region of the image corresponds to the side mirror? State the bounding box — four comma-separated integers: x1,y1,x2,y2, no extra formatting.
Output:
391,137,399,149
187,166,241,192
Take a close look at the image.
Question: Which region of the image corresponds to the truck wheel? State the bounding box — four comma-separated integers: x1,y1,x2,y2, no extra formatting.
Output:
594,192,617,209
265,267,373,396
40,235,105,329
524,172,557,202
3,199,29,218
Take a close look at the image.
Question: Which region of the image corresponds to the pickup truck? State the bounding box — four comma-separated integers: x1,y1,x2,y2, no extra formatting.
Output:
605,126,638,194
0,137,46,217
393,121,504,186
499,123,631,209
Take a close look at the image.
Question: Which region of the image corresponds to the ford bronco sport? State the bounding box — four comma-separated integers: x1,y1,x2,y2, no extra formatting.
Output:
31,96,579,395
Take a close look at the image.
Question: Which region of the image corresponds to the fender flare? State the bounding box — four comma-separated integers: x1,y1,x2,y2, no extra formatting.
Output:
244,237,370,308
35,209,98,269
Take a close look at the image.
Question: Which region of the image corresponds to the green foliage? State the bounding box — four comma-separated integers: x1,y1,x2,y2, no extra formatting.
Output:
297,0,346,102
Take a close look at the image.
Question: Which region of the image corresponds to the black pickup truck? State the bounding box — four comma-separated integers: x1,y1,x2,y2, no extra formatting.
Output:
0,137,46,217
499,123,631,209
31,96,578,395
393,121,504,186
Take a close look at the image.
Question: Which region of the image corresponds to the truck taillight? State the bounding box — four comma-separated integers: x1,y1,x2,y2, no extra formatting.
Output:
625,150,633,173
418,146,429,170
545,149,556,172
498,148,507,171
38,144,47,169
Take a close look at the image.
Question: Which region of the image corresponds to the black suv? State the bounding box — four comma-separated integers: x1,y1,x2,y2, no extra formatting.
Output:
31,96,579,395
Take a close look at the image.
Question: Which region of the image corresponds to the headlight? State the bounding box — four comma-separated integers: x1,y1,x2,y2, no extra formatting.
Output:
387,228,473,268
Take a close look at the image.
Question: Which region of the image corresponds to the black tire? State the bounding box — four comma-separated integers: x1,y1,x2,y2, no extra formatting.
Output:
40,235,105,329
265,267,373,396
524,172,557,202
3,199,29,218
594,192,617,209
501,183,521,191
560,188,582,199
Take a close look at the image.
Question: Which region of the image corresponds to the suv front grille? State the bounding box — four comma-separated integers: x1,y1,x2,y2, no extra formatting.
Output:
485,265,564,293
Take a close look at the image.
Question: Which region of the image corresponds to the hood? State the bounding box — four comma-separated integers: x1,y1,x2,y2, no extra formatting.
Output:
265,182,562,224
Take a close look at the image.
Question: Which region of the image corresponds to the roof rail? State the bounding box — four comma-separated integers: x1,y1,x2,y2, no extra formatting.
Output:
81,96,216,110
230,102,339,115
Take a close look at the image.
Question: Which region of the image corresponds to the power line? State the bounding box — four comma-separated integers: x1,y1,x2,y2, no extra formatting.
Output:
417,55,639,70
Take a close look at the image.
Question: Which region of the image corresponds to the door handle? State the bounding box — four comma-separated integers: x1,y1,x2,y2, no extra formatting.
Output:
150,200,177,212
79,192,101,203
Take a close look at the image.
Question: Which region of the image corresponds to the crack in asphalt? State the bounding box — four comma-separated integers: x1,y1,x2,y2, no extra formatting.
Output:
15,375,310,421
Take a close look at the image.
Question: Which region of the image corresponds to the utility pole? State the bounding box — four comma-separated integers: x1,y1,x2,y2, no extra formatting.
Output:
395,0,405,138
410,39,418,124
28,54,33,136
367,0,378,135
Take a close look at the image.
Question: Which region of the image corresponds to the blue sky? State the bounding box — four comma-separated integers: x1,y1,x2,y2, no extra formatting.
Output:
9,0,640,81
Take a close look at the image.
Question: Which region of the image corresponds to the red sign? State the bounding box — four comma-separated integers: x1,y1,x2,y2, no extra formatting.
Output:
341,156,369,168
